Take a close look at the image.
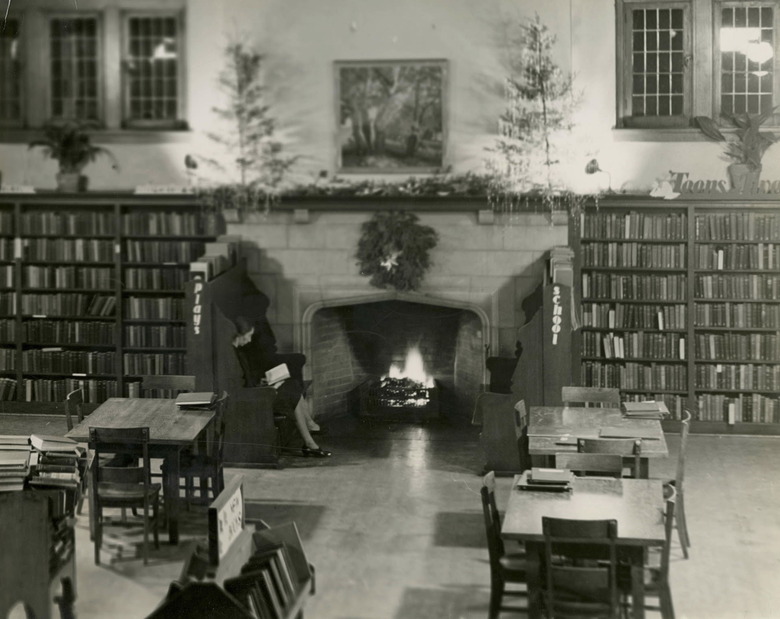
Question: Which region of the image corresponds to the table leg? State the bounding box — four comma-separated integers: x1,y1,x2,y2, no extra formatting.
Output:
526,541,543,619
639,459,649,479
164,449,180,544
630,548,646,619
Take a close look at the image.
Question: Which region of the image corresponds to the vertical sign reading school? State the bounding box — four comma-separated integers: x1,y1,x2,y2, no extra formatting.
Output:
543,282,573,404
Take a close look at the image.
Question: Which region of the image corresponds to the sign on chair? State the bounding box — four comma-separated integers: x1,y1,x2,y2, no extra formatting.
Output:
208,476,244,565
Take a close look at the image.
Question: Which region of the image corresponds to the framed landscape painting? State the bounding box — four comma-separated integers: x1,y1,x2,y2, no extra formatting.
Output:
335,59,448,173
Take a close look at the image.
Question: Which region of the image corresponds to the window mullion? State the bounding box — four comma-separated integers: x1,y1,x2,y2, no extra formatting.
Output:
103,6,122,130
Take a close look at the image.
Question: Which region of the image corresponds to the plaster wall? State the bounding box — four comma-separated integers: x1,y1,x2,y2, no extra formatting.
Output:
2,0,765,193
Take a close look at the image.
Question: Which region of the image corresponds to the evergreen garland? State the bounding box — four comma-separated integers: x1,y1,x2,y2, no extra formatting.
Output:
356,211,439,292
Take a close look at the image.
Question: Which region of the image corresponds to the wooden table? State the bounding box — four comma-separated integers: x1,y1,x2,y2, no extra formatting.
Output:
65,397,216,545
528,406,668,477
502,472,666,619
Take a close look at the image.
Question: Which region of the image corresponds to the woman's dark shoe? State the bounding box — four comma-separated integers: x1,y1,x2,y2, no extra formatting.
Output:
309,428,327,436
302,446,332,457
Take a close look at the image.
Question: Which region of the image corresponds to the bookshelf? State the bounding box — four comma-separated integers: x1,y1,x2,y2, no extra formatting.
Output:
0,193,223,413
575,198,780,435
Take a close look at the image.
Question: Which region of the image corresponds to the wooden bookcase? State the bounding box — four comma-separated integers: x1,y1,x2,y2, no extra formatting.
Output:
0,193,223,413
573,197,780,435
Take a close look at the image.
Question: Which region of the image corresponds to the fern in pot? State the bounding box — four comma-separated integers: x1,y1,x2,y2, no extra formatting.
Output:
694,108,777,191
28,119,119,192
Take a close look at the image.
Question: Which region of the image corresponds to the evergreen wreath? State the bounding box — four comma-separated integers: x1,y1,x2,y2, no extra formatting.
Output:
356,211,438,292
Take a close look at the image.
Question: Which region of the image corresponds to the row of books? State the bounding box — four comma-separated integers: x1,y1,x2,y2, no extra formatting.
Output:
224,538,304,619
124,325,187,348
121,211,221,236
696,393,780,424
0,265,11,287
0,347,14,370
123,267,190,290
694,364,780,391
694,243,779,271
21,349,116,373
693,274,780,300
25,320,115,345
582,211,688,240
19,211,115,236
694,302,780,329
694,212,780,241
581,361,688,392
124,240,206,264
581,302,687,330
0,238,12,261
581,242,686,269
582,331,685,360
18,293,117,317
693,333,780,362
122,352,187,375
22,238,115,262
0,293,15,314
124,297,184,321
0,377,16,400
21,266,115,290
0,319,14,340
582,273,687,301
22,378,119,403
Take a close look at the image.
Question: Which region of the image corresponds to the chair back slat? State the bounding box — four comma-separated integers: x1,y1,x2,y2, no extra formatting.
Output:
676,409,691,488
480,472,506,565
661,483,677,582
65,388,85,432
97,465,146,484
578,437,642,478
542,517,620,619
555,453,624,478
561,386,620,408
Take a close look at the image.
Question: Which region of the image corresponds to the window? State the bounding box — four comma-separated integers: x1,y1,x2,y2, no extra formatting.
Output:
0,17,22,125
617,1,693,127
0,4,185,132
617,0,780,129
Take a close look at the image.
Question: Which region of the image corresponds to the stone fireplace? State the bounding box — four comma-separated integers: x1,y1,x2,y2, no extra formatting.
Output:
228,200,568,421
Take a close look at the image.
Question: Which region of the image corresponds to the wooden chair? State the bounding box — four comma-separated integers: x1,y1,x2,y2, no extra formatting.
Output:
669,409,691,558
642,482,677,619
64,387,85,432
480,471,527,618
578,437,642,478
89,426,161,565
554,453,624,478
178,391,230,505
561,386,621,408
541,517,621,619
141,374,197,398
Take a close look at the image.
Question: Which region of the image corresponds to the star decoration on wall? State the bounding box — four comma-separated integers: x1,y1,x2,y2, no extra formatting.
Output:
380,251,400,271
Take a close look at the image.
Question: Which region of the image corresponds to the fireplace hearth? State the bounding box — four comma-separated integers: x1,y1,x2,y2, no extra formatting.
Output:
357,377,441,422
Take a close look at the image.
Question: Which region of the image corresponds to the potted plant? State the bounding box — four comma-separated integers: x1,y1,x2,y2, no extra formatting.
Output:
28,119,119,192
694,108,778,191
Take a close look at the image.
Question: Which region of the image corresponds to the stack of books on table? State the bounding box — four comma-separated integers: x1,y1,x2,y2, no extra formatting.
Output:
519,468,574,492
621,400,670,420
0,435,32,492
28,435,82,497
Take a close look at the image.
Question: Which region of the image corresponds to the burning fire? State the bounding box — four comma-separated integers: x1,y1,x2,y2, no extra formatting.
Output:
384,345,435,388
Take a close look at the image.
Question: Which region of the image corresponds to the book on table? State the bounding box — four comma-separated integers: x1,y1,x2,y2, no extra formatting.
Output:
621,400,670,418
175,392,216,407
528,467,574,485
29,434,80,453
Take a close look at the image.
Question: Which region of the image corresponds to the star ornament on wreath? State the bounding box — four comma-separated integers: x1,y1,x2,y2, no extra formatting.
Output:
356,211,438,292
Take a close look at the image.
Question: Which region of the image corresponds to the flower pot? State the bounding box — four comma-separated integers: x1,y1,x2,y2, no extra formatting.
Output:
727,163,761,194
56,172,88,193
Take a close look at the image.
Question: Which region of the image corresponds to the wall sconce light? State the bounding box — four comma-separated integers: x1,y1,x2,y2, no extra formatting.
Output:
585,158,614,194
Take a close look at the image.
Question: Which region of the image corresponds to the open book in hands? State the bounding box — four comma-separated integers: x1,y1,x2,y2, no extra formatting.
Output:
265,364,291,389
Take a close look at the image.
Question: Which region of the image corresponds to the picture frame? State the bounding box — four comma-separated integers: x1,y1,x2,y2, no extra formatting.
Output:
335,59,448,173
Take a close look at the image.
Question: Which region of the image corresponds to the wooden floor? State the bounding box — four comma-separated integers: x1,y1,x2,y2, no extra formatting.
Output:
5,413,780,618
